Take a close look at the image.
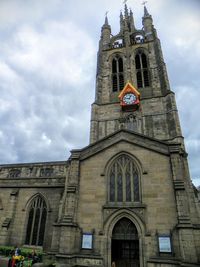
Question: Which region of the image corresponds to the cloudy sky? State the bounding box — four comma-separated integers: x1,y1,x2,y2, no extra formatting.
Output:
0,0,199,186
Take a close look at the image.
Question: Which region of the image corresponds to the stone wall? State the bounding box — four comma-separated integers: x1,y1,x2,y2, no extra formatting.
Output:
0,161,67,250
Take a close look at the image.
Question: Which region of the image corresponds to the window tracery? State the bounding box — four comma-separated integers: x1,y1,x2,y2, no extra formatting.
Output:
25,195,47,246
8,169,21,178
112,55,124,92
108,154,140,202
135,52,150,88
112,218,138,240
40,167,53,177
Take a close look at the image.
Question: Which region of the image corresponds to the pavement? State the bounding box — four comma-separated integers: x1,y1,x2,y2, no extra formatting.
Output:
0,257,8,267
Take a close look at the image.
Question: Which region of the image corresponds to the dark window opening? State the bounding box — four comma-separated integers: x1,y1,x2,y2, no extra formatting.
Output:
135,55,140,69
134,173,140,202
135,52,150,88
118,58,123,72
143,70,149,87
126,173,131,202
119,75,124,90
112,57,124,92
110,172,115,202
137,72,142,88
117,171,123,202
38,209,47,246
112,59,117,73
113,75,118,92
141,53,147,68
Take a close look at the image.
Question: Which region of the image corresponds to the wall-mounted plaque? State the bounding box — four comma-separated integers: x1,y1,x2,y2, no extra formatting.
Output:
82,233,93,249
158,236,172,253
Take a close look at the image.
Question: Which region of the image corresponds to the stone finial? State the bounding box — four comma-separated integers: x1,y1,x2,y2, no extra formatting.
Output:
104,12,109,25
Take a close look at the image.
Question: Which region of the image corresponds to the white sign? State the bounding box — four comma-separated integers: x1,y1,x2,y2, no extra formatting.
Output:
158,236,172,253
82,234,93,249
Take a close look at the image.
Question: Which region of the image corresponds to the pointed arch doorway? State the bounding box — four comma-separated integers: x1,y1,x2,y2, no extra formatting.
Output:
111,218,140,267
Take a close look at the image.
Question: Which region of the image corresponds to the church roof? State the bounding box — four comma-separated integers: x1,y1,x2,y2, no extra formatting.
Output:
70,129,180,161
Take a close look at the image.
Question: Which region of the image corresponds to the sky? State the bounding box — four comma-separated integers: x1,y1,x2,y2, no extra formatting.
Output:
0,0,199,186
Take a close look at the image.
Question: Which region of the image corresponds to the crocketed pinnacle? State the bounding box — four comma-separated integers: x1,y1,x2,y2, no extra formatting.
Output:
144,5,150,17
124,3,129,18
102,13,111,30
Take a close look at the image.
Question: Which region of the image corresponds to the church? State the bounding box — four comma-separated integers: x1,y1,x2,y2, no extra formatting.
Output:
0,4,200,267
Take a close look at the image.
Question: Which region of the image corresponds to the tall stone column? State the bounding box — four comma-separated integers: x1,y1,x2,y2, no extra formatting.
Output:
51,150,81,261
169,145,198,262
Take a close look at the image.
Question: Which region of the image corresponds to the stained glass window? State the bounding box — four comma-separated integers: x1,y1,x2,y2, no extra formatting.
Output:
109,155,140,202
25,195,47,246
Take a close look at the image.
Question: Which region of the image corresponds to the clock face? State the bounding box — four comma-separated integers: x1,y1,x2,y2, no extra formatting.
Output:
123,93,136,105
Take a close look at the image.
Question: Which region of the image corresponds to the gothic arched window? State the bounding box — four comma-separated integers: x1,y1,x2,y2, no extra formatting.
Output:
25,195,47,246
112,56,124,92
135,52,150,88
108,154,140,202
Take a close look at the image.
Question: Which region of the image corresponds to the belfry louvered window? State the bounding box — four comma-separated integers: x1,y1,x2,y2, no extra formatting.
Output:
25,195,47,246
135,52,150,88
109,154,140,202
112,56,124,92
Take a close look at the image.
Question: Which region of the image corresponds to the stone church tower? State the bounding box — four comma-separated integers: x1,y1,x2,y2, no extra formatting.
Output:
0,4,200,267
90,5,181,145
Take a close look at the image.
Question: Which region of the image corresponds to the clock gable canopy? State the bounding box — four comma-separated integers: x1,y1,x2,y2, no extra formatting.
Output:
118,82,140,110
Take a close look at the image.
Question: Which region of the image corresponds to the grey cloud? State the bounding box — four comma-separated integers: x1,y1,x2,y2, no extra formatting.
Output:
0,0,199,186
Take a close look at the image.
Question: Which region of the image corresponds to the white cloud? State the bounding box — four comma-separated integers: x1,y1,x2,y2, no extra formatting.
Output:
0,11,96,163
175,85,200,184
0,0,63,29
8,21,96,87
